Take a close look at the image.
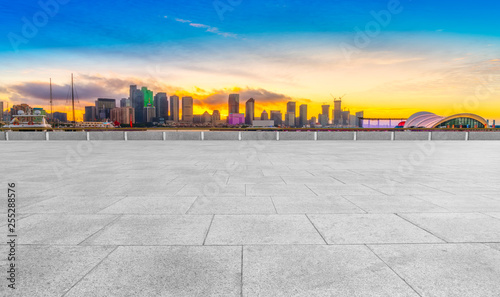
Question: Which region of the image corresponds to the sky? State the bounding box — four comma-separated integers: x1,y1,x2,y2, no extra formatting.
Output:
0,0,499,122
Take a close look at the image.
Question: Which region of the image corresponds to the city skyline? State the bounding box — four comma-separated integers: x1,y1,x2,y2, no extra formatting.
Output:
1,1,499,121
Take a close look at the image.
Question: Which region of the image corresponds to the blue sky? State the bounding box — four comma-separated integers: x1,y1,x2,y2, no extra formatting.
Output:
0,0,499,121
1,0,499,51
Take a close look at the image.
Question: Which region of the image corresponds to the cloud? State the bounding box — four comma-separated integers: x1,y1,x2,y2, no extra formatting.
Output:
173,17,238,38
175,18,192,23
4,76,300,116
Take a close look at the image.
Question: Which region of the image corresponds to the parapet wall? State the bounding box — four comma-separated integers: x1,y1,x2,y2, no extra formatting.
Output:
1,131,500,141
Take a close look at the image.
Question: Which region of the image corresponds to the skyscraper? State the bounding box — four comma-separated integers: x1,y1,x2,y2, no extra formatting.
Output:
132,88,144,123
0,101,3,121
299,104,308,127
182,96,193,122
154,92,168,119
95,98,116,120
322,105,330,124
245,98,255,125
170,95,179,122
143,106,156,122
287,101,296,115
129,85,137,101
261,110,269,120
84,106,97,122
202,111,212,124
212,110,220,124
270,110,282,126
228,94,239,114
285,112,295,127
120,98,131,107
111,107,135,124
334,99,342,125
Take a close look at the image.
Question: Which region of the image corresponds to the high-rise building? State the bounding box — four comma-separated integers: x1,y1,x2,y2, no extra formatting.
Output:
318,114,328,127
310,116,317,127
132,89,144,123
111,107,135,125
287,101,296,115
142,87,153,107
245,98,255,125
154,92,168,119
0,101,3,121
170,95,179,122
228,94,239,114
84,106,97,122
95,98,116,120
285,112,295,127
182,96,193,122
334,100,342,125
270,110,282,126
261,110,269,120
120,98,131,107
143,106,156,122
202,111,212,124
212,110,221,121
129,85,137,104
299,104,307,127
355,111,364,128
321,105,330,124
228,113,245,125
342,110,350,126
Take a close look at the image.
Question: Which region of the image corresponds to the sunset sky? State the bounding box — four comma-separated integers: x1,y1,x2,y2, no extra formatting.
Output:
1,0,499,121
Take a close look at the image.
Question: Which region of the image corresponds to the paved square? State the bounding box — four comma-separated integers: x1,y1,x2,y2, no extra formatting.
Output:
1,140,500,296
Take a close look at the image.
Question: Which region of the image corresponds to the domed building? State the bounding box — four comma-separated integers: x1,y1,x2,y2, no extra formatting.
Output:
404,112,488,128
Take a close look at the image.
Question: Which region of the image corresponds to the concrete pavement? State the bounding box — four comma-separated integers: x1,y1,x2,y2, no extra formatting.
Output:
1,140,500,296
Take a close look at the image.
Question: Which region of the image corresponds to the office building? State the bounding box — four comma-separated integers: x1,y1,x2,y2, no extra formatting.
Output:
0,101,3,121
310,116,317,127
212,110,221,121
245,98,255,125
111,107,135,125
228,94,239,114
84,106,97,122
285,112,295,127
170,95,179,122
287,101,296,115
299,104,307,127
202,111,212,124
334,99,342,125
132,87,144,123
120,98,131,108
321,105,330,124
342,110,350,126
228,113,244,125
270,110,282,126
319,114,328,127
261,110,269,120
182,96,193,122
355,111,364,128
95,98,116,120
129,85,137,104
154,92,168,119
143,106,156,123
142,87,153,107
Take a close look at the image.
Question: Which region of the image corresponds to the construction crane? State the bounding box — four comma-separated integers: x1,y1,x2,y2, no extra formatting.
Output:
330,93,346,101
